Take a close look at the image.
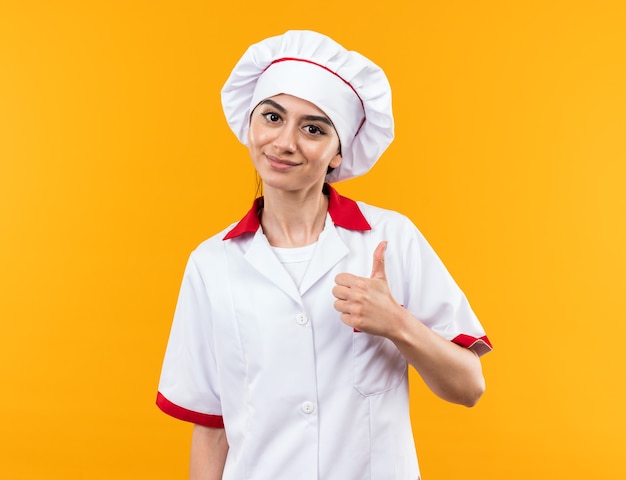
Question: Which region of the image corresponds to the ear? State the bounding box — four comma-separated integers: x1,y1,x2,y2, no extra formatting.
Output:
329,151,342,169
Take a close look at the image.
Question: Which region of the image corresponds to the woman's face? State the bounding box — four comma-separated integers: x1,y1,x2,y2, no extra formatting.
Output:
247,94,342,194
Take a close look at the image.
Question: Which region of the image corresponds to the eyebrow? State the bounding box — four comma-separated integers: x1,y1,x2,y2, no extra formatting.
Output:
259,99,334,127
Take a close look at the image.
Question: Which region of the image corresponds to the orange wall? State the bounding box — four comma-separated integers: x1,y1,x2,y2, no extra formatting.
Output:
1,1,625,478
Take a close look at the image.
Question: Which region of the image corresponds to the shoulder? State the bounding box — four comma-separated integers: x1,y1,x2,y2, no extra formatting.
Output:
188,220,243,264
352,201,434,264
356,200,418,233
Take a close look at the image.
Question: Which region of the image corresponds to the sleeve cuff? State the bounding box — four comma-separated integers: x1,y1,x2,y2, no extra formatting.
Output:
156,392,224,428
452,334,493,356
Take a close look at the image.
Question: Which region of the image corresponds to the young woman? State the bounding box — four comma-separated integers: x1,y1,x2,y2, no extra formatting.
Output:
157,30,492,480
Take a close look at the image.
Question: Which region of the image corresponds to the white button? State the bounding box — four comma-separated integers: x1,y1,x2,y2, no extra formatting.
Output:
295,313,309,326
301,401,315,414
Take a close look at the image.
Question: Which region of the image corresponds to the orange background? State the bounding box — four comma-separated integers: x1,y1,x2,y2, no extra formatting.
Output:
1,1,625,478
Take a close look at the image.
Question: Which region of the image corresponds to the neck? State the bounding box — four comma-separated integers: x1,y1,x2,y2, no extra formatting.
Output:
260,183,329,247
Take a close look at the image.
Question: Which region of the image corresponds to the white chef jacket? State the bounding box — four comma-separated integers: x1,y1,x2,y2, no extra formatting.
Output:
157,184,492,480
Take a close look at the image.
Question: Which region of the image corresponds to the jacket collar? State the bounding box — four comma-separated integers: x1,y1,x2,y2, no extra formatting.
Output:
223,184,371,240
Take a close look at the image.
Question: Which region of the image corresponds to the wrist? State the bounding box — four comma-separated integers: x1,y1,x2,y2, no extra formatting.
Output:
386,303,417,345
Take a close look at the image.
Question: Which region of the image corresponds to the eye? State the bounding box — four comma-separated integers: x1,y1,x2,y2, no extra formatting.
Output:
261,111,282,123
305,124,325,136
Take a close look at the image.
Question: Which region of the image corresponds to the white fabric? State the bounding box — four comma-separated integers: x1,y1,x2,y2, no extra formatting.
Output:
158,202,489,480
271,241,317,289
221,30,394,182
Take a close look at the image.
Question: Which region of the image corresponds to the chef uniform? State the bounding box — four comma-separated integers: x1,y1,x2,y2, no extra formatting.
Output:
157,30,492,480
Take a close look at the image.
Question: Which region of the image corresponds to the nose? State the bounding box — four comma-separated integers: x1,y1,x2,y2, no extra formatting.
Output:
273,125,297,153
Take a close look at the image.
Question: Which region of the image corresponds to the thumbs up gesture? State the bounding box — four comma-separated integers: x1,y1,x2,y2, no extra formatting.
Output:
333,241,403,337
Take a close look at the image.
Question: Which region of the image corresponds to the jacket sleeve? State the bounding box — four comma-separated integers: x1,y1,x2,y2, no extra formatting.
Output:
156,253,224,427
402,218,492,356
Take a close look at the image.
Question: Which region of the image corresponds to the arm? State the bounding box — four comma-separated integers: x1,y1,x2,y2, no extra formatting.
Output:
379,302,485,407
333,241,485,407
190,425,229,480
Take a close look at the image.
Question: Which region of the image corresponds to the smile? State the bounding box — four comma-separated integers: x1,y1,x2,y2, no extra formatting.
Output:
265,154,301,170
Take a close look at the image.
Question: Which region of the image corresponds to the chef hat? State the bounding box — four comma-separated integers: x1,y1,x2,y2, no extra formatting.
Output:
221,30,394,183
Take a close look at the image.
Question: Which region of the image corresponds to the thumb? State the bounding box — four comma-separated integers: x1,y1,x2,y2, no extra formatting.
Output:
370,241,388,279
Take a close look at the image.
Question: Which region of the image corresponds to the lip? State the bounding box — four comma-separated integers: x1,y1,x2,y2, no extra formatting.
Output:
265,154,301,170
